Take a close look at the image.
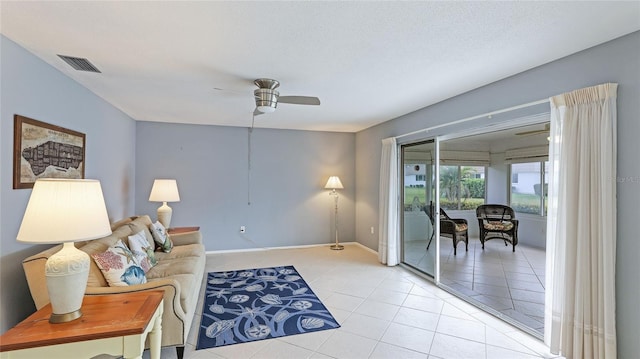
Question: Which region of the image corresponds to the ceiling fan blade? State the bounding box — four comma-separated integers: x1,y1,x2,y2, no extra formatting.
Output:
278,96,321,106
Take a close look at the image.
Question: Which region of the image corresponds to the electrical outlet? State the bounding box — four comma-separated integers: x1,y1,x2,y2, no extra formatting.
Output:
370,226,375,234
240,226,246,233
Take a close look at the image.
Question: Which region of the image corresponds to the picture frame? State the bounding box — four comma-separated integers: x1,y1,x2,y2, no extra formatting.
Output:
13,115,86,189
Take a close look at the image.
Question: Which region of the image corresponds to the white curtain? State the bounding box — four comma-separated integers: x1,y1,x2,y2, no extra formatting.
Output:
378,137,400,266
545,83,618,358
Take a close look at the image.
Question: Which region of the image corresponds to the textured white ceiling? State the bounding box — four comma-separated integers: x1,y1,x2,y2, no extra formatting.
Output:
1,1,639,132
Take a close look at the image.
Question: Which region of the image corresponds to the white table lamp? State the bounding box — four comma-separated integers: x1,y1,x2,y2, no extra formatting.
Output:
324,176,344,250
17,179,112,323
149,179,180,228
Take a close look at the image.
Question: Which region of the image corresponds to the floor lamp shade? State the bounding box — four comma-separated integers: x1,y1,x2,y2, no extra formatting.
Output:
324,176,344,190
324,176,344,250
149,179,180,228
17,179,112,323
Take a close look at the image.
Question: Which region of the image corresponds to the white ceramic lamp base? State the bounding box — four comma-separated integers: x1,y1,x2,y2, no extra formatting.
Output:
157,202,173,229
45,242,90,323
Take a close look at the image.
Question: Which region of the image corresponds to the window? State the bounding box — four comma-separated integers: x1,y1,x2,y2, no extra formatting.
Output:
440,165,486,210
403,162,434,210
510,161,548,215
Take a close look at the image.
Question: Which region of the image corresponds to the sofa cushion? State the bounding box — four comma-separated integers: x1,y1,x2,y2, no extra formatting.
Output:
92,239,147,287
112,223,135,241
128,230,157,272
154,243,204,261
146,255,202,279
110,216,136,231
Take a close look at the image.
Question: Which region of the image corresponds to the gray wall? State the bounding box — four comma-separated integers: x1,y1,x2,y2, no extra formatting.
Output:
0,36,137,332
134,121,356,251
355,31,640,357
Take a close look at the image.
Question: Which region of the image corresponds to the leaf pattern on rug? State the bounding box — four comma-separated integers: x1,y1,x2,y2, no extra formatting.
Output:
196,265,340,350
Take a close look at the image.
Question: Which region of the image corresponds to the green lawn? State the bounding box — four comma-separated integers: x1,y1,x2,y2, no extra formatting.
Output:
404,187,429,204
404,187,545,213
511,193,545,214
404,187,483,210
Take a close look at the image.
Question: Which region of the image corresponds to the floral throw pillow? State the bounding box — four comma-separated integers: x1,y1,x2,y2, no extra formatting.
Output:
92,239,147,287
150,221,173,253
128,230,158,272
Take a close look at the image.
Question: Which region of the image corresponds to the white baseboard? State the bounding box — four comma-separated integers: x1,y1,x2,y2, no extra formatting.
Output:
352,242,378,255
206,241,378,255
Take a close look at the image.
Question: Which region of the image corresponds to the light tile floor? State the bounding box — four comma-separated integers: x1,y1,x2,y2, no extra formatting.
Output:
403,238,546,336
147,244,559,359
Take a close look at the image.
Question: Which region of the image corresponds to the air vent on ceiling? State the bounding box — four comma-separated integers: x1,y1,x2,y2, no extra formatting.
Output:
57,55,101,73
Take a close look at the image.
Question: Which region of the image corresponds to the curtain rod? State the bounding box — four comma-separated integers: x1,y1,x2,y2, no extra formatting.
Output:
395,98,549,140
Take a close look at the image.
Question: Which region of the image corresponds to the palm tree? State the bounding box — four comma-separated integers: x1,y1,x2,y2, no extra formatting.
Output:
440,166,477,209
440,166,459,202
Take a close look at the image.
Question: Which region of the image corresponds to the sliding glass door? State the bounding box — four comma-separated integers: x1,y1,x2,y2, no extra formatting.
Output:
400,140,436,277
399,118,550,338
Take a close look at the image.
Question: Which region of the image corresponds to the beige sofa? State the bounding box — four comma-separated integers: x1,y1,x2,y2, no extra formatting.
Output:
22,215,205,359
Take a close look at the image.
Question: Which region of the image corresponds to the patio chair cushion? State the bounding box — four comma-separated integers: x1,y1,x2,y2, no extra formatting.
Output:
483,220,514,231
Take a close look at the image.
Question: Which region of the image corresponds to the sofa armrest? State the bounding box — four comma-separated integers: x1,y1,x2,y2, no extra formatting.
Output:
170,230,202,246
85,279,186,318
85,278,189,347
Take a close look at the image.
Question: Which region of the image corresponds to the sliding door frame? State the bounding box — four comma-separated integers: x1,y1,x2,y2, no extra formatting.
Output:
397,112,551,339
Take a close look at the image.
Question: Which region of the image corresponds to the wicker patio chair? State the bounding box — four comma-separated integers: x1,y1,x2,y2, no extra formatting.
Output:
424,202,469,255
476,204,519,252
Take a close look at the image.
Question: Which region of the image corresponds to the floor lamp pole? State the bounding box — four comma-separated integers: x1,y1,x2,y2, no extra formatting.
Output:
330,190,344,250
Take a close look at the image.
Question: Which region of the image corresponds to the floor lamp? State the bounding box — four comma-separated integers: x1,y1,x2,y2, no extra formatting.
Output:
325,176,344,250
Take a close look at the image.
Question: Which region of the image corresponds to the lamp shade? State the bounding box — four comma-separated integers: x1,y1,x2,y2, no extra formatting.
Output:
324,176,344,190
149,179,180,202
17,179,112,244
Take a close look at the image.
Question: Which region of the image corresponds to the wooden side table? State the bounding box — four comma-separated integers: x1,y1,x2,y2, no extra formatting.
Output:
0,291,163,359
168,226,200,234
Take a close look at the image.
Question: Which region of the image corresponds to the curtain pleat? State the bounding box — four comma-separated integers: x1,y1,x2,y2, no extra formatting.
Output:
378,137,400,266
545,83,617,359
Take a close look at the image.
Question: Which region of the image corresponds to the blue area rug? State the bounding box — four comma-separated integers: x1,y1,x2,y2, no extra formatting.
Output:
196,265,340,350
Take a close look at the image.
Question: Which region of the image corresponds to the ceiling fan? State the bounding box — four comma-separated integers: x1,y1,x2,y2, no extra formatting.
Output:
515,123,550,136
252,78,320,116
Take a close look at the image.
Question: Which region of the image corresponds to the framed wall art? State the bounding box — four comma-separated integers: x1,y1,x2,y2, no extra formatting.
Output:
13,115,86,189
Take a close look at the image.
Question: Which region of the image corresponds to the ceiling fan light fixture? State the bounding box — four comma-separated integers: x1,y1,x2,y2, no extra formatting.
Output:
257,104,277,113
254,87,279,113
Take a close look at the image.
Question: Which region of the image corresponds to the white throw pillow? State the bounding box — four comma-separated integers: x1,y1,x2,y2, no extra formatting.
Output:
92,239,147,287
150,221,173,253
128,230,157,272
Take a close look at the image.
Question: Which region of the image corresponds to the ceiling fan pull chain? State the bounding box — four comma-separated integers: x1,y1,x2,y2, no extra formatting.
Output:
247,124,253,206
